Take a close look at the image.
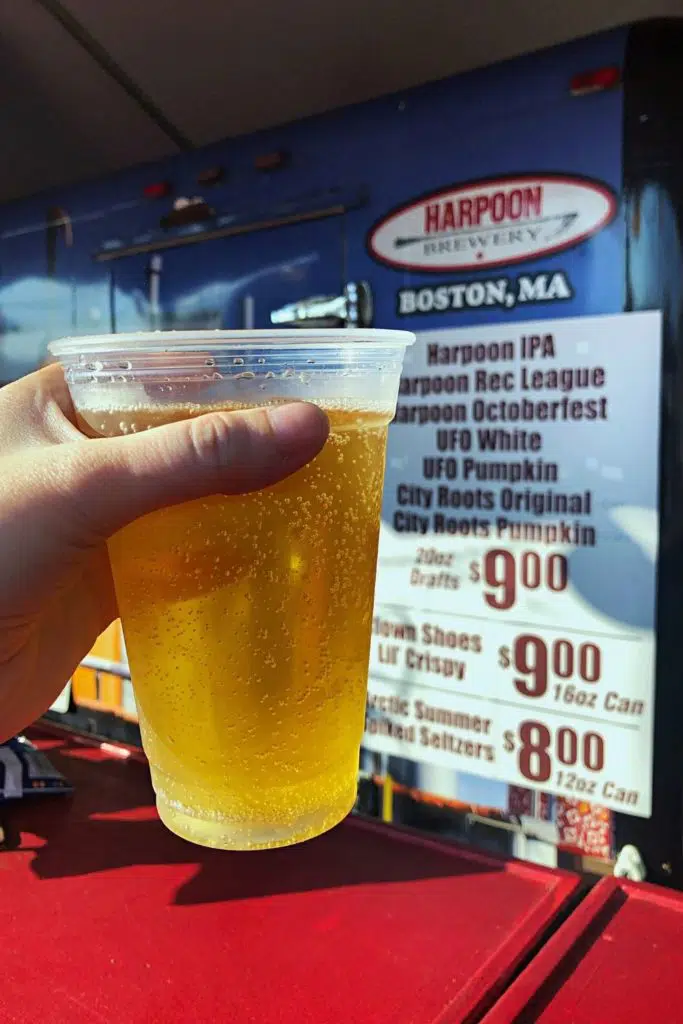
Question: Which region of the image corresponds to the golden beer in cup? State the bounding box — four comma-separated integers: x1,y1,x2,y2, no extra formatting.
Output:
50,329,414,850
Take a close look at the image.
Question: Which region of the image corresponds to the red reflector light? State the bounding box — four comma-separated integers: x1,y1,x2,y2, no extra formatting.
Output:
570,67,620,96
143,181,172,200
254,151,289,172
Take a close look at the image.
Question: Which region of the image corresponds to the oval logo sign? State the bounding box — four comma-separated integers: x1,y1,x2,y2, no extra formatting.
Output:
367,174,617,273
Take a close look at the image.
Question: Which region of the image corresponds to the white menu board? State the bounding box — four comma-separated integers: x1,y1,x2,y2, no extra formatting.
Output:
365,312,661,817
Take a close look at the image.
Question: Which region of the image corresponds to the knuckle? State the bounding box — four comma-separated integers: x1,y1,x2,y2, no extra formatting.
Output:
188,413,237,469
249,407,276,440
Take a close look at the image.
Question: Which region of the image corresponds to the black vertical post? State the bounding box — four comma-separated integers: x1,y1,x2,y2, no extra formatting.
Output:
620,17,683,887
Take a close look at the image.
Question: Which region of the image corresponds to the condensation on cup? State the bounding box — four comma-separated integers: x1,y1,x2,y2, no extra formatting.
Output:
49,329,414,850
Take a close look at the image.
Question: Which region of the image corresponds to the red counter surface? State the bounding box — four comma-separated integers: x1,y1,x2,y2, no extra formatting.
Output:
482,876,683,1023
0,728,579,1024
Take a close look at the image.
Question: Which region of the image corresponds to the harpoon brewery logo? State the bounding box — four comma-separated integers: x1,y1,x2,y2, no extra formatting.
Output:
367,174,617,273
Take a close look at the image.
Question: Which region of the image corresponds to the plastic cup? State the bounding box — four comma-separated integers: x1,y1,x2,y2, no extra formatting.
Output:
49,329,414,850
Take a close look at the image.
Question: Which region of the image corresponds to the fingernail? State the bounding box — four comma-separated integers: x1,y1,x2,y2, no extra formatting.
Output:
266,403,329,456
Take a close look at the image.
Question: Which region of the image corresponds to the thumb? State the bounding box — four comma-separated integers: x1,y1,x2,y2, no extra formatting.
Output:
52,402,330,541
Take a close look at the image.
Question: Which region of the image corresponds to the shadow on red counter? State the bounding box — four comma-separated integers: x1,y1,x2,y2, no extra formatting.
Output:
5,728,501,907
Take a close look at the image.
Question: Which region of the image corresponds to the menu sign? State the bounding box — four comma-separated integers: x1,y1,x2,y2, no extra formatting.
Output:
365,312,661,817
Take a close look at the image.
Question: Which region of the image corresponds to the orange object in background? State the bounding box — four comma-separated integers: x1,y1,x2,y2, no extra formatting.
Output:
71,620,135,720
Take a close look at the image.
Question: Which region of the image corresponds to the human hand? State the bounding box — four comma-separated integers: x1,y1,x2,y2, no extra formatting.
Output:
0,365,329,741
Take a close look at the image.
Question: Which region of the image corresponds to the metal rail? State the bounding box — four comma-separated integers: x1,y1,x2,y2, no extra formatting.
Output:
80,655,130,680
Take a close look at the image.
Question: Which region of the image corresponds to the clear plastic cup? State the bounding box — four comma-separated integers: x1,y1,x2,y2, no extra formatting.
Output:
49,329,414,850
